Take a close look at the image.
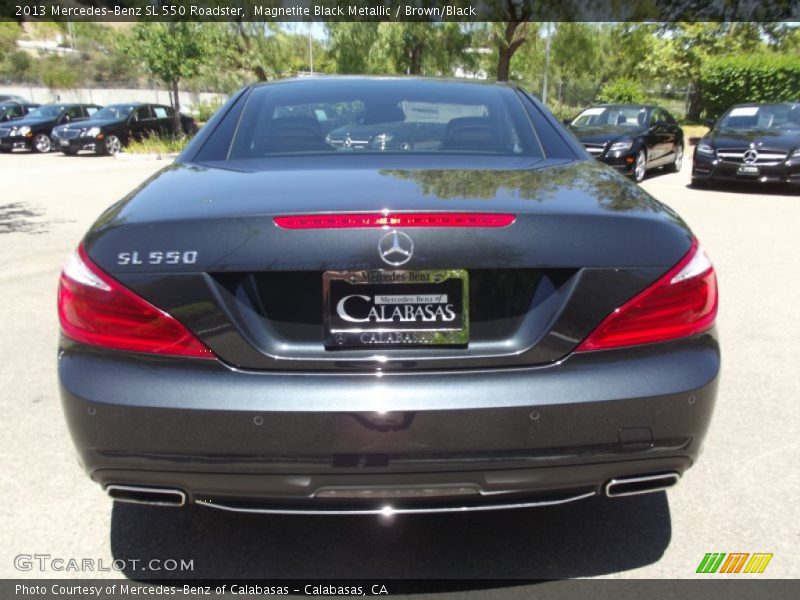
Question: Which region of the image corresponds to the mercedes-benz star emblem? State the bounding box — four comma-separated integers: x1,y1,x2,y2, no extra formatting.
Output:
378,230,414,266
743,149,759,164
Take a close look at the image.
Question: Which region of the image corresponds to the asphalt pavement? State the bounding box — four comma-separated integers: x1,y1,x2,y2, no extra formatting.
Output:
0,151,797,584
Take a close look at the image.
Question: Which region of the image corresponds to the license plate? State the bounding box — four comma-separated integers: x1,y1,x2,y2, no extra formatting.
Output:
323,269,469,348
738,165,759,176
60,139,69,146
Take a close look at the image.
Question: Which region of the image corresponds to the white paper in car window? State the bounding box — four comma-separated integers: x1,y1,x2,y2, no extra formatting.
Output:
582,107,606,115
728,107,759,117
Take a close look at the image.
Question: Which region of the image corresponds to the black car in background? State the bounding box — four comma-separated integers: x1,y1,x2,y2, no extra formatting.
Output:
53,103,197,155
0,101,40,122
692,102,800,187
58,78,719,515
0,103,101,153
567,104,684,183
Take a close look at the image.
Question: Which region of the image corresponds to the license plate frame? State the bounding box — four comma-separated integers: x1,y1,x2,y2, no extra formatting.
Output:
323,269,469,348
737,164,760,176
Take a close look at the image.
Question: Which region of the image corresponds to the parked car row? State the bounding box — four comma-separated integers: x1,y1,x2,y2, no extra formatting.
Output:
565,101,800,188
0,100,197,156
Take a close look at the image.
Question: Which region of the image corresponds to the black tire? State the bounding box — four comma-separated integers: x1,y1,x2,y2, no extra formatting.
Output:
0,148,11,153
666,144,684,173
61,148,79,156
691,178,708,189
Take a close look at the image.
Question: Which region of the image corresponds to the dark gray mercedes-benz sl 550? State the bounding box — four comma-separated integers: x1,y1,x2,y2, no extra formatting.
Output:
58,77,719,515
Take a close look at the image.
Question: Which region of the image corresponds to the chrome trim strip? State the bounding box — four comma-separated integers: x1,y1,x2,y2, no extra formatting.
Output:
604,472,680,498
195,491,596,515
106,484,187,507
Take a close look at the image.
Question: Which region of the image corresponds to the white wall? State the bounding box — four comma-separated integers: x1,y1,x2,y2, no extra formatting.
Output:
1,85,225,114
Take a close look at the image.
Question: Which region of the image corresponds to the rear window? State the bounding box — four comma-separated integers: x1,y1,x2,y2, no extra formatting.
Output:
228,79,542,159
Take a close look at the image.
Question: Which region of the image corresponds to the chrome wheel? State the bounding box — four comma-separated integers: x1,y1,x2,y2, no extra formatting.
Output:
633,150,647,182
105,135,122,155
33,134,51,153
674,144,683,170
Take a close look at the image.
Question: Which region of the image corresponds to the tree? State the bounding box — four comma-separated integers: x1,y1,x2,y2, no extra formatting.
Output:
215,22,292,81
598,78,647,104
327,22,379,74
493,19,532,82
659,23,770,120
368,23,471,76
126,23,210,134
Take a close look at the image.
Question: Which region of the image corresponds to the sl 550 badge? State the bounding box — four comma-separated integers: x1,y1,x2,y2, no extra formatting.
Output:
117,251,198,266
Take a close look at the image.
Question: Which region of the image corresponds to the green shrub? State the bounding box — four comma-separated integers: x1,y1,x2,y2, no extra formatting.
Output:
126,133,189,156
192,97,225,124
598,78,646,104
548,103,587,123
701,53,800,119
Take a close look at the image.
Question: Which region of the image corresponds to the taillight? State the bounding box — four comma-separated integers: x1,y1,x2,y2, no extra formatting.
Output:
274,212,515,229
576,239,718,352
57,244,215,359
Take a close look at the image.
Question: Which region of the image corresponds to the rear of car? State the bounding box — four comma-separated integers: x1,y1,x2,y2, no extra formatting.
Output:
58,78,719,514
693,102,800,186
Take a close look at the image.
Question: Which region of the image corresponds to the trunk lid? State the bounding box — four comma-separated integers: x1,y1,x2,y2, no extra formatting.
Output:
84,160,691,370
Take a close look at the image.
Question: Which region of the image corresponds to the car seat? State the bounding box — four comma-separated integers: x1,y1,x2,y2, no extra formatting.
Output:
441,117,507,152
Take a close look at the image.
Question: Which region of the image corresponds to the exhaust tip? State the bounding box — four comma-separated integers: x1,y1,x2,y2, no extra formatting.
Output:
605,472,680,498
106,485,186,507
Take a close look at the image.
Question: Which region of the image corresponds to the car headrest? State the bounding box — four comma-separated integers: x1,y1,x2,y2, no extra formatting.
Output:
442,117,506,152
361,106,405,125
261,117,330,153
726,116,757,128
616,114,627,125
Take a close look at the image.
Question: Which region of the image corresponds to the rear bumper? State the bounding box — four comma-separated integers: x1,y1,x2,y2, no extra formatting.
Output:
59,333,720,512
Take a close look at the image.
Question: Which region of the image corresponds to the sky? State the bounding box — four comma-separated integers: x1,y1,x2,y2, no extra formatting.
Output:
280,22,329,41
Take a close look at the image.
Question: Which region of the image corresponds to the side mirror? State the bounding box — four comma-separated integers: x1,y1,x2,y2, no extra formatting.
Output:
703,118,715,128
652,120,667,129
562,118,571,126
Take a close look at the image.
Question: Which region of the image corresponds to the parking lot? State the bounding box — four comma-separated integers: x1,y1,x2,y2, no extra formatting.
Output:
0,151,798,584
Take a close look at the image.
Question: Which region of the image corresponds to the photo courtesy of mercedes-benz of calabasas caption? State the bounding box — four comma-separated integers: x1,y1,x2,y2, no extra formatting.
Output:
58,77,720,515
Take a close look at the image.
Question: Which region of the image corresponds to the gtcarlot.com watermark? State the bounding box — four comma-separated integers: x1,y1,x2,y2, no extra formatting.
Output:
14,553,194,573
